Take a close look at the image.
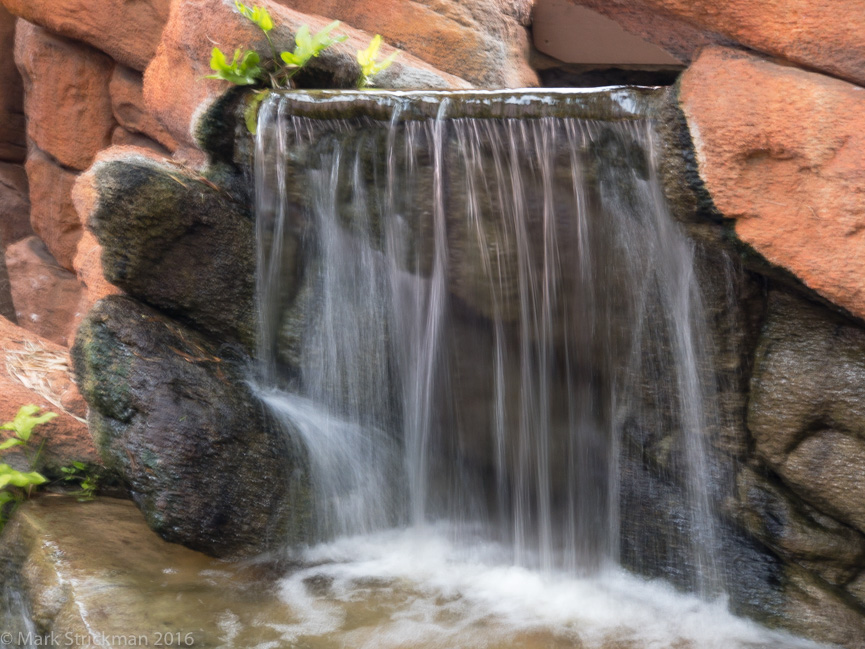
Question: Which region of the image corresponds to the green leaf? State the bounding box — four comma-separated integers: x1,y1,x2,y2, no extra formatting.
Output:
0,491,15,507
0,465,47,489
357,35,398,87
4,405,57,442
235,1,273,32
280,22,346,71
0,438,23,451
310,21,347,55
206,47,261,85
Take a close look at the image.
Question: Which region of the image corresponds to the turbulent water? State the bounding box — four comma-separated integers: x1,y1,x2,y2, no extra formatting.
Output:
251,89,820,648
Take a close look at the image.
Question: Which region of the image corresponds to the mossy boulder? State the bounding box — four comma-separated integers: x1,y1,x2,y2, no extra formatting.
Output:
73,147,257,350
71,295,312,557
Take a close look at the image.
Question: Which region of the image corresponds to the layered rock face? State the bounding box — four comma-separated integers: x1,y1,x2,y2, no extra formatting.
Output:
0,0,526,558
1,0,865,646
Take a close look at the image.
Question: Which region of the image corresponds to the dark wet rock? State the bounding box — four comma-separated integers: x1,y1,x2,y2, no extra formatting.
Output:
736,464,865,587
71,295,312,557
782,564,865,649
74,147,256,350
749,290,865,537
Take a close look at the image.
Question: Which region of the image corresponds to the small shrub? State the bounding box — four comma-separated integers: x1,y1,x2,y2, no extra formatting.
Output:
205,2,400,132
0,405,54,532
208,2,347,89
60,461,99,503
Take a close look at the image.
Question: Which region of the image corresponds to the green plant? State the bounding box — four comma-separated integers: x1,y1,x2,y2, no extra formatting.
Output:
280,22,346,74
208,48,263,86
0,405,54,530
60,461,99,502
208,2,347,89
356,34,398,88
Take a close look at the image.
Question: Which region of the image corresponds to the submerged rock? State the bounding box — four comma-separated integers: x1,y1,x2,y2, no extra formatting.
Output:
0,496,286,642
72,295,312,557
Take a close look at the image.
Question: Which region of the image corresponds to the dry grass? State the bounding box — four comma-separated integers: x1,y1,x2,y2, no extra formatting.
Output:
3,339,87,424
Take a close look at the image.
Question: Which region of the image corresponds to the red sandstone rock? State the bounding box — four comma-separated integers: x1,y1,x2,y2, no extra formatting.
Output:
0,6,24,162
0,0,170,71
5,235,84,347
14,21,115,171
72,230,121,315
680,46,865,321
25,145,82,271
110,66,177,153
0,161,32,248
277,0,537,87
571,0,865,86
144,0,471,150
110,127,171,157
0,315,100,473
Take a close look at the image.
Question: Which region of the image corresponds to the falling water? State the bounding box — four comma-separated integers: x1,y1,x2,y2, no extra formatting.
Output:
253,89,723,592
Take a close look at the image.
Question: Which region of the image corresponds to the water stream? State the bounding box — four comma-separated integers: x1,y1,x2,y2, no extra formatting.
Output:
250,89,820,648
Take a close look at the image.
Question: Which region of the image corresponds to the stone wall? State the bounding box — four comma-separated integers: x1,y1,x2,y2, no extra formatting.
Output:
2,0,865,645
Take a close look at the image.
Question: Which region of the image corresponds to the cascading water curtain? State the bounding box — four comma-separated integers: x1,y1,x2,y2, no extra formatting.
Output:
253,90,724,595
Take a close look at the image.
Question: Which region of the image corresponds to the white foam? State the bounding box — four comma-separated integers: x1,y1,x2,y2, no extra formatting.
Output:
271,524,828,649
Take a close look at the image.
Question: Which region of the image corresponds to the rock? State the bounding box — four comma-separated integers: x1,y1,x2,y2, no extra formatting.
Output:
783,565,865,649
24,145,81,271
0,112,25,163
0,0,171,71
679,46,865,322
569,0,865,87
277,0,537,87
109,65,177,152
4,235,83,347
781,433,865,537
849,571,865,609
736,464,865,586
110,126,171,156
0,316,99,476
14,21,115,171
143,0,471,151
72,296,312,557
0,496,313,642
0,241,14,321
71,230,120,313
749,290,865,538
0,161,32,249
0,6,25,163
73,146,257,349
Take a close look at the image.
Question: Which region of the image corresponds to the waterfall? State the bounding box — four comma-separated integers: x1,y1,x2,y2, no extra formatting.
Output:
253,89,723,594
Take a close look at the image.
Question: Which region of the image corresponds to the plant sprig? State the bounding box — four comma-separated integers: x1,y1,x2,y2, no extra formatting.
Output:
208,3,348,90
206,3,400,132
0,405,54,531
357,34,398,88
61,461,98,502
